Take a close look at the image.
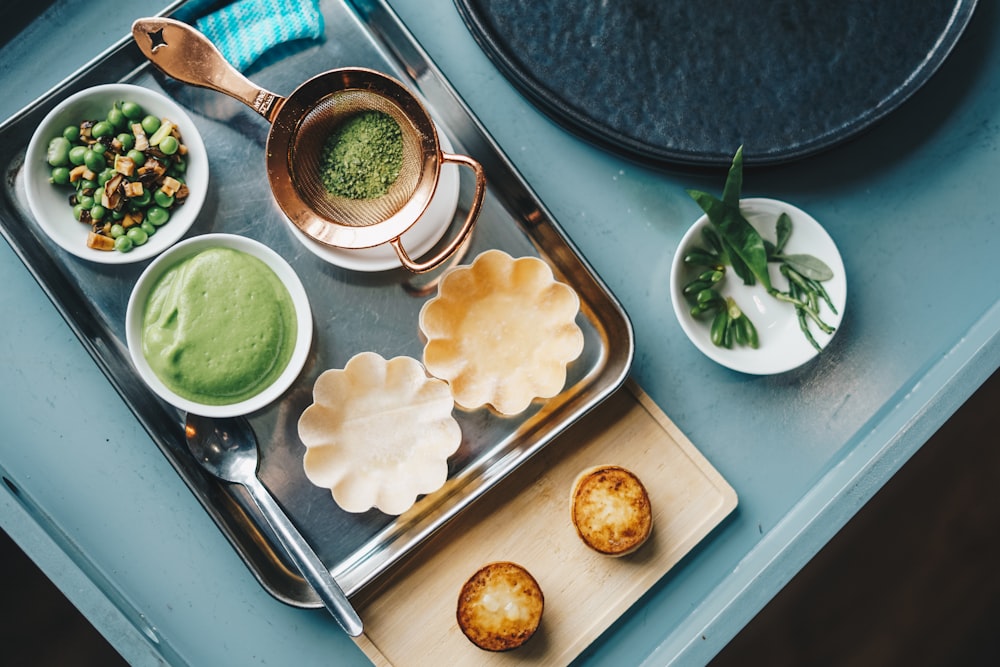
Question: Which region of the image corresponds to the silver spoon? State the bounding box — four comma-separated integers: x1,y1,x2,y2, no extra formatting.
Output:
184,413,363,637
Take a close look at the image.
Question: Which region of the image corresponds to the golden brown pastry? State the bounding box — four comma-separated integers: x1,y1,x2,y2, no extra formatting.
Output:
456,561,544,651
570,465,652,556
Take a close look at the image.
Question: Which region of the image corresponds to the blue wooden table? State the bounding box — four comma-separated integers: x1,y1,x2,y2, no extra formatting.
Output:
1,1,997,664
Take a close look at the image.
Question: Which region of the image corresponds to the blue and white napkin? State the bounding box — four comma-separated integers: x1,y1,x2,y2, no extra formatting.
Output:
194,0,325,72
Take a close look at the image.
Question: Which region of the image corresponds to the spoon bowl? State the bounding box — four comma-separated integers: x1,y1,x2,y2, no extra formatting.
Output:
184,413,363,636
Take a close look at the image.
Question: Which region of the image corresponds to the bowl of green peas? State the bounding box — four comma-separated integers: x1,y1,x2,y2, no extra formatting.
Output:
24,83,208,264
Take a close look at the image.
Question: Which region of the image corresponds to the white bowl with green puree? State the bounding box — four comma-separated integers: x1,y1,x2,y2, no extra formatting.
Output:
126,233,312,417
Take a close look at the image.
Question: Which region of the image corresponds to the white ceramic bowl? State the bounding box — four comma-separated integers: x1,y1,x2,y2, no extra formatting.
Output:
24,83,208,264
670,198,847,375
125,234,313,417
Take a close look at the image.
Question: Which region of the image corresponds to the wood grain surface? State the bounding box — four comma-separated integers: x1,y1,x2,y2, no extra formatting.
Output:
354,380,737,666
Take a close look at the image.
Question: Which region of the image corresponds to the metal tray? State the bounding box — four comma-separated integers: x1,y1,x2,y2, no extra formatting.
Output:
0,0,632,606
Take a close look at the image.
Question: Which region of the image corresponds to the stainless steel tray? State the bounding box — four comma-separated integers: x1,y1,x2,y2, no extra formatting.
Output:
0,0,633,606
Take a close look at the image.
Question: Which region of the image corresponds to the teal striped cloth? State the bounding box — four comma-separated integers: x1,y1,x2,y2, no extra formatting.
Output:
195,0,325,72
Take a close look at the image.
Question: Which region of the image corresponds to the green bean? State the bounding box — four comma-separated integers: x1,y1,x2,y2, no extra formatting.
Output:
50,167,70,185
146,206,170,226
683,279,712,296
107,106,126,129
46,136,71,166
710,310,729,347
684,249,721,267
126,227,148,246
120,101,143,120
68,145,88,165
158,135,179,155
83,149,105,172
116,132,135,151
91,120,114,139
141,115,161,135
153,189,175,208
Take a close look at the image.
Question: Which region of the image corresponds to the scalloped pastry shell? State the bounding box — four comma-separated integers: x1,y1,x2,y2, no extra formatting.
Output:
297,352,461,515
419,250,585,415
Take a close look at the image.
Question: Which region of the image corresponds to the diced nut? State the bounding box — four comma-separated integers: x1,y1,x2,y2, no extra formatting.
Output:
123,181,145,198
114,154,136,176
160,176,182,197
87,231,115,251
138,160,167,179
101,174,124,209
123,210,144,228
69,165,88,182
176,184,189,201
132,123,149,151
82,168,96,182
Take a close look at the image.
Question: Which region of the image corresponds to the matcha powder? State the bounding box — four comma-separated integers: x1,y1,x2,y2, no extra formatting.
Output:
319,110,404,199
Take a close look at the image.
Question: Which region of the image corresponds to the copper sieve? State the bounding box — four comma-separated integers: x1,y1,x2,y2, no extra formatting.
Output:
132,18,485,273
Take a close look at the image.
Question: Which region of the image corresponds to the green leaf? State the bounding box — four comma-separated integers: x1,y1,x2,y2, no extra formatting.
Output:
721,145,744,206
775,212,792,254
687,189,773,291
781,253,834,281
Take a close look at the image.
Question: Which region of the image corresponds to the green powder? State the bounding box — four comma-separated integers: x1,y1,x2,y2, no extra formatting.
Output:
319,110,404,199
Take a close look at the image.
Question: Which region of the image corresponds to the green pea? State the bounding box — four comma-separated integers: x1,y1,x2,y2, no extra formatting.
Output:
98,168,116,186
153,189,175,208
146,206,170,226
169,159,186,175
157,135,179,156
72,203,86,220
107,106,126,129
79,179,98,192
140,220,156,236
68,145,88,165
83,149,105,172
111,209,125,221
110,224,126,238
126,227,148,246
116,132,135,151
121,101,143,120
114,235,134,252
46,136,71,167
141,115,161,135
91,120,114,139
62,125,80,142
126,149,146,167
78,194,95,209
50,166,70,185
90,204,106,221
131,189,152,207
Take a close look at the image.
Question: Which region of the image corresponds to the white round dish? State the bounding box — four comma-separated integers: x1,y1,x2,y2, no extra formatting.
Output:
670,197,846,375
24,83,208,264
125,234,313,417
285,129,460,272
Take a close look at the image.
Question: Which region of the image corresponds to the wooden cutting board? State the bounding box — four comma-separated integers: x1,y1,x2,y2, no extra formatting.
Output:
353,379,737,665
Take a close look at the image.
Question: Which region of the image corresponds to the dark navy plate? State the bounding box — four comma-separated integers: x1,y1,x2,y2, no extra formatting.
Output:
455,0,978,166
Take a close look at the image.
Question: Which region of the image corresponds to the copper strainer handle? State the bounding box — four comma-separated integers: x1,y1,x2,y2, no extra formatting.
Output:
390,152,486,273
131,17,284,122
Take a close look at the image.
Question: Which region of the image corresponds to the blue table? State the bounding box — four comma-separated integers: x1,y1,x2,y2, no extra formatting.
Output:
1,1,997,665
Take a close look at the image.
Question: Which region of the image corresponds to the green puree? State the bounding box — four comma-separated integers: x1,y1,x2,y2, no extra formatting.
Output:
142,247,297,406
319,110,403,199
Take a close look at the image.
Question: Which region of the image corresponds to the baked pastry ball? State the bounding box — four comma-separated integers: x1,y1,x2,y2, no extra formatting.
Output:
456,561,544,651
570,465,652,556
